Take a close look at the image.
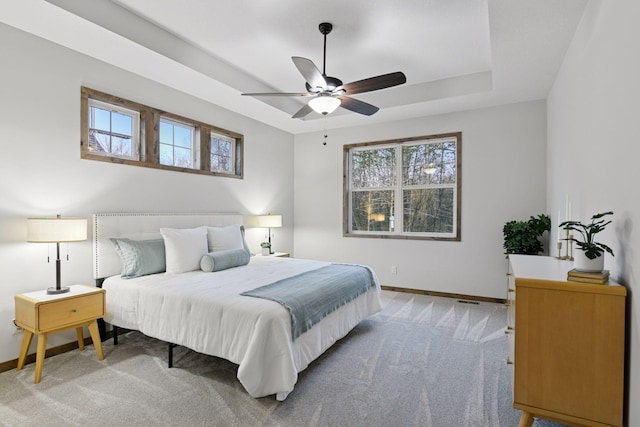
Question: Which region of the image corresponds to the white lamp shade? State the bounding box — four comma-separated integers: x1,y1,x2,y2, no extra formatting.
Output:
27,217,88,242
253,215,282,228
308,96,341,115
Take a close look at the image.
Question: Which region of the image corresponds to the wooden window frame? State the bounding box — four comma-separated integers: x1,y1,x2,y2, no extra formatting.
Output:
343,132,461,241
80,87,244,179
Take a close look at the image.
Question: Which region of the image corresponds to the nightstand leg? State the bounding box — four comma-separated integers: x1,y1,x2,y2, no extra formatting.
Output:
34,333,47,384
518,412,534,427
76,327,85,351
17,330,34,370
87,320,104,360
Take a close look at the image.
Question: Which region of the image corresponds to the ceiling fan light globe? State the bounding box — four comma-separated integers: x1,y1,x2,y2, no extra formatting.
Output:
309,96,341,115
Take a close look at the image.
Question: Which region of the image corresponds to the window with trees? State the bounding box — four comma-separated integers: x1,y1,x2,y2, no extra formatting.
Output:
344,132,461,240
209,131,235,174
81,87,243,178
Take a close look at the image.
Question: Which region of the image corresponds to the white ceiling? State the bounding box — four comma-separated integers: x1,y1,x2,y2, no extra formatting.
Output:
2,0,587,134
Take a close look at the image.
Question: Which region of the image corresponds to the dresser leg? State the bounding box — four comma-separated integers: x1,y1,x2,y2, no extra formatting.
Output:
17,331,34,370
518,411,534,427
88,320,104,360
34,333,47,384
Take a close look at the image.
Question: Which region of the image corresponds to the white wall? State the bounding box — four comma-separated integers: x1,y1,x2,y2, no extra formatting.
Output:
293,101,547,299
0,24,294,365
547,0,640,424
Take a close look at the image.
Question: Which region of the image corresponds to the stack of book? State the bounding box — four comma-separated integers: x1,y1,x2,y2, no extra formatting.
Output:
567,268,609,284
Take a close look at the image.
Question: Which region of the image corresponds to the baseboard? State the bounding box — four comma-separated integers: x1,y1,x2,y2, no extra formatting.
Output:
380,285,506,304
0,329,117,374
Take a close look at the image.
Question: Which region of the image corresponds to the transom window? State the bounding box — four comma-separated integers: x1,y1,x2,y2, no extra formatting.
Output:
160,118,196,169
344,132,461,240
81,87,244,178
88,99,139,160
210,131,235,174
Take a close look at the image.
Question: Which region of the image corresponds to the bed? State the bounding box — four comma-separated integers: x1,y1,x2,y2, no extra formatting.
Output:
93,212,382,401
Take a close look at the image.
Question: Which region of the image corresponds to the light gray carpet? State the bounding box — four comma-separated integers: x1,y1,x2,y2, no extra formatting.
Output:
0,291,565,426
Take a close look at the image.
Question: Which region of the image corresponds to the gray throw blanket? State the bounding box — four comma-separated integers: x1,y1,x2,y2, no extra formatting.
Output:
240,264,375,340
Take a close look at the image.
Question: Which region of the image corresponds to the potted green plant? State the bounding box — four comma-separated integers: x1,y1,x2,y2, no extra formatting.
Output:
260,241,271,256
559,211,614,272
503,214,551,256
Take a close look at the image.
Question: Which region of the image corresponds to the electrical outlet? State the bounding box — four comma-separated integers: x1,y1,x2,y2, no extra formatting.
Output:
391,266,397,275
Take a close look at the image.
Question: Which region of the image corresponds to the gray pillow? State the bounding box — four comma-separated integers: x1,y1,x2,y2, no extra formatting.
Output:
200,248,250,272
110,238,166,279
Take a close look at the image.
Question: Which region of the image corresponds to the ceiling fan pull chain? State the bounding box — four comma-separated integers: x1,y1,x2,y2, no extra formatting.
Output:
323,117,328,146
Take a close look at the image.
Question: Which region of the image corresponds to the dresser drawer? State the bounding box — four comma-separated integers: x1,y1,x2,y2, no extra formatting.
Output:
37,293,104,332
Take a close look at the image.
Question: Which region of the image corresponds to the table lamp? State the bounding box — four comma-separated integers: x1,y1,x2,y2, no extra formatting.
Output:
27,215,88,294
254,214,282,254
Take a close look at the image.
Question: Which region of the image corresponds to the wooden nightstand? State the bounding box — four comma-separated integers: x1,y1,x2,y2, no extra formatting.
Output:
14,284,106,383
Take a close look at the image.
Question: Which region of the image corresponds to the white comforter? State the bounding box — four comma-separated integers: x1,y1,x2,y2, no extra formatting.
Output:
102,256,382,399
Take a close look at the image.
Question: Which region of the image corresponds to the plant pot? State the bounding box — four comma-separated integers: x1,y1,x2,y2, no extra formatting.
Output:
573,251,605,272
261,247,270,256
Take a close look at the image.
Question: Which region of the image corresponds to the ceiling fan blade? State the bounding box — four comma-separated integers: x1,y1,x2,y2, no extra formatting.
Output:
340,72,407,95
292,56,327,91
241,92,312,97
292,103,314,119
337,96,379,116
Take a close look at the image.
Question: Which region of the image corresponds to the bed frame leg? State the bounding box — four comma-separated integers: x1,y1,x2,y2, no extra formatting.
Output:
168,343,177,368
113,325,119,345
98,319,107,342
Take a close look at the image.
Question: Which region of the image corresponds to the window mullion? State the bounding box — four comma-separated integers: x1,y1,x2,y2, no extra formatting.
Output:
348,151,354,234
201,127,210,171
395,145,403,234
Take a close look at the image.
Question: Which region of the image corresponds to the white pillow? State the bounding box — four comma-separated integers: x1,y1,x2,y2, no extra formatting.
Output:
207,225,245,252
160,227,208,274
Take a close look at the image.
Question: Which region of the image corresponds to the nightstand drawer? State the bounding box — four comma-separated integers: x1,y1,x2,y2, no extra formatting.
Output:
37,293,104,332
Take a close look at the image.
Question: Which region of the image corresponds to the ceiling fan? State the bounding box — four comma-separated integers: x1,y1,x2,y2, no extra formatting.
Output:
242,22,407,119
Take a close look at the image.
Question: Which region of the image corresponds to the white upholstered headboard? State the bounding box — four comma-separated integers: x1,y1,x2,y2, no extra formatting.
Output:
93,212,243,279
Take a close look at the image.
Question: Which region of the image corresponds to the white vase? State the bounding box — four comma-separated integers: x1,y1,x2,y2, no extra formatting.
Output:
573,251,605,272
261,247,270,256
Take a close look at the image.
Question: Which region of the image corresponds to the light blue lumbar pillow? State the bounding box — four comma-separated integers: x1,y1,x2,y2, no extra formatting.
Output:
200,248,250,272
110,238,166,279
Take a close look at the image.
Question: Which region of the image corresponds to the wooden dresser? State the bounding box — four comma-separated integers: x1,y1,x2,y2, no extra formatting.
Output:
507,255,626,427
